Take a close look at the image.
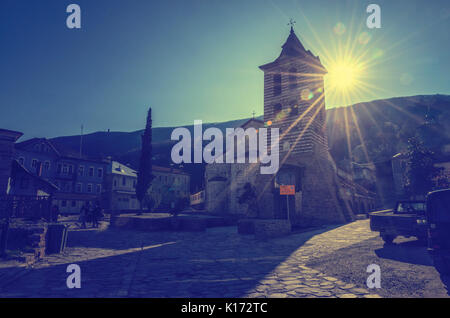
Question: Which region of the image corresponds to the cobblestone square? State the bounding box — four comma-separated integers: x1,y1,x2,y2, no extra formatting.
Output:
0,219,448,298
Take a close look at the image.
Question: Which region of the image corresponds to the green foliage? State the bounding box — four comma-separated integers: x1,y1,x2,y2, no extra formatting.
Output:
238,182,259,217
136,108,154,207
143,185,161,211
404,136,442,197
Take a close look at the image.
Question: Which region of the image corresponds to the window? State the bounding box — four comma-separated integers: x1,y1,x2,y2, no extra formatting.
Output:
273,74,282,96
78,165,84,176
44,161,50,171
32,159,38,169
62,200,67,207
122,177,126,186
87,184,93,193
274,103,282,116
62,164,68,175
114,179,118,187
76,183,82,193
68,164,74,174
133,180,136,188
18,157,25,165
72,201,77,207
65,183,71,192
57,163,62,174
97,168,103,178
89,167,94,177
96,184,102,193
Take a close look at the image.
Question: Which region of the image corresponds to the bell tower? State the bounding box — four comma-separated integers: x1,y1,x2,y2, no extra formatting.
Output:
259,26,328,161
255,24,353,226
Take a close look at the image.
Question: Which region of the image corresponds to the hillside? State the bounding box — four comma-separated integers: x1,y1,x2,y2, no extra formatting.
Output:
49,94,450,195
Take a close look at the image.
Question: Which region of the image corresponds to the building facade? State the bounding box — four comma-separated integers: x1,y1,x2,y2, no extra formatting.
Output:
103,161,139,211
103,162,191,212
14,138,108,214
150,165,190,210
8,160,58,197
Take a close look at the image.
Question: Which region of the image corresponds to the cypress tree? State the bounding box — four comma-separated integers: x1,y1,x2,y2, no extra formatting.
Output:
136,107,154,214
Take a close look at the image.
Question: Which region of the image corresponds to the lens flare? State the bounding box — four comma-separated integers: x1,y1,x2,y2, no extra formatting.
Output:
333,22,346,36
301,89,314,101
358,32,371,45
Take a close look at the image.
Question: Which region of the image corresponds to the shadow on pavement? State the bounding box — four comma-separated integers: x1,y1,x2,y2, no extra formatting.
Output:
0,224,342,297
374,239,433,266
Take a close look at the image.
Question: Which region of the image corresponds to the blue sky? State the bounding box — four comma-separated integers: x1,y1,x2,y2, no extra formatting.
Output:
1,0,449,139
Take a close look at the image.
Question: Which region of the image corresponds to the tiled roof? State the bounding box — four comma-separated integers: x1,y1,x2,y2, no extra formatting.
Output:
111,161,137,177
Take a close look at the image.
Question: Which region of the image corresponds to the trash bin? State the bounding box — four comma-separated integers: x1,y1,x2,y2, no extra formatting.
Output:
46,224,69,254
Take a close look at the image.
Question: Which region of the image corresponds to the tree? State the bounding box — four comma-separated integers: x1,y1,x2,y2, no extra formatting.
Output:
404,136,442,199
238,182,259,218
136,107,154,215
143,185,161,212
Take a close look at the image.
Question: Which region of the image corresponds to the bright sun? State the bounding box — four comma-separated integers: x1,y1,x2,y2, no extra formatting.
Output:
328,60,362,92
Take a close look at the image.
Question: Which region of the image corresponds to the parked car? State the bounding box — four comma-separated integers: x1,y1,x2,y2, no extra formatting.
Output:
369,201,427,245
426,189,450,274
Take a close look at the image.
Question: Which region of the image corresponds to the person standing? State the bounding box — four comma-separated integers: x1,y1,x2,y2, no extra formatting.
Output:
79,203,87,229
92,201,101,228
51,205,60,223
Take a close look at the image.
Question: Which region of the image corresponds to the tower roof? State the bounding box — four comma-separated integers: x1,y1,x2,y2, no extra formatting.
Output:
259,27,326,72
280,27,307,57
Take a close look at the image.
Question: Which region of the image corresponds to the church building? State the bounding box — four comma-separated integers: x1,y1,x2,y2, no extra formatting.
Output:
205,26,355,226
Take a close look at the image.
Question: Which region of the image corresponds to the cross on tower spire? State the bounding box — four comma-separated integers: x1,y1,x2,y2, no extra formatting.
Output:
287,19,296,32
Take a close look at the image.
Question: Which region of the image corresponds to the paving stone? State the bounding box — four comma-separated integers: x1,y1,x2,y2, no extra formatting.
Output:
268,293,288,298
363,294,382,298
338,293,358,298
341,284,356,289
352,288,370,294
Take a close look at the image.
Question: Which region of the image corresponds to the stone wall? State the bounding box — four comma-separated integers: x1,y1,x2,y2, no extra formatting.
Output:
238,218,292,239
7,220,48,261
110,215,237,232
254,219,291,240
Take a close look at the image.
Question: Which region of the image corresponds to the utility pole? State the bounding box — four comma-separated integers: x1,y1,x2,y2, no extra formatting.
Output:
79,124,83,158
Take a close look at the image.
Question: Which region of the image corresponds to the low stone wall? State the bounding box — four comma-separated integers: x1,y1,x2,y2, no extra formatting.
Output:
254,219,291,240
237,219,256,235
7,219,48,262
111,215,225,232
237,219,292,239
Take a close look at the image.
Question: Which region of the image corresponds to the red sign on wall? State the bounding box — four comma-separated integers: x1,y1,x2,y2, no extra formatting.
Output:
280,185,295,195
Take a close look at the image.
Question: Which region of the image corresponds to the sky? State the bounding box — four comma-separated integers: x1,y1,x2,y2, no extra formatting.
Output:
1,0,449,139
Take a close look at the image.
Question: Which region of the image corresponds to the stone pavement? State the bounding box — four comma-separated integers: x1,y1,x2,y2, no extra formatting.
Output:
0,219,381,298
